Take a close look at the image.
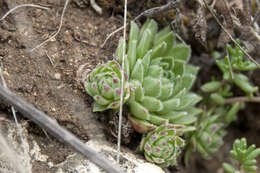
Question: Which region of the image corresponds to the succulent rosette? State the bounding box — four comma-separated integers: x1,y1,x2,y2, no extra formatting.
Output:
139,124,185,167
115,19,202,133
184,109,226,163
85,61,130,112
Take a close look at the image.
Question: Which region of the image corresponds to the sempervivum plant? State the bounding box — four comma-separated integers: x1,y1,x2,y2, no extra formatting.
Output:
85,61,130,112
184,109,226,164
139,124,185,167
115,19,202,133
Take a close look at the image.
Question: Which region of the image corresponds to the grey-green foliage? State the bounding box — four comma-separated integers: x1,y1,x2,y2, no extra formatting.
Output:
184,108,226,164
139,124,186,167
215,40,258,96
223,138,260,173
115,19,201,134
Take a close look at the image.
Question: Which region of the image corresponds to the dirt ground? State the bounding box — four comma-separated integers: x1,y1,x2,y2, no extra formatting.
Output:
0,0,259,173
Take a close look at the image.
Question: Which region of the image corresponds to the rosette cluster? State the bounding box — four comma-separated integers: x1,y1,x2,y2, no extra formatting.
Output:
115,19,202,133
139,124,185,167
85,61,129,112
185,109,226,161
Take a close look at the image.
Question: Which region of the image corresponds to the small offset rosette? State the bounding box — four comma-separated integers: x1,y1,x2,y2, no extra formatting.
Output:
139,124,185,167
85,61,130,112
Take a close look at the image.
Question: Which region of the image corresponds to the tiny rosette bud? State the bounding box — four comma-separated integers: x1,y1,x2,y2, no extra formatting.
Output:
84,61,130,112
140,124,185,167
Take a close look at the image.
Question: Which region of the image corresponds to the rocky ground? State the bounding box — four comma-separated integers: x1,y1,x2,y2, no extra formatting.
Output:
0,0,259,173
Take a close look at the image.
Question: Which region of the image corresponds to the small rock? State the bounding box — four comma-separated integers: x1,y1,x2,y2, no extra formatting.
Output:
54,73,61,80
56,139,166,173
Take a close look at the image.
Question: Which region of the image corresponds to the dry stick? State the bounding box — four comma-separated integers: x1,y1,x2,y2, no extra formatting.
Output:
251,8,260,26
0,86,125,173
90,0,102,15
202,0,260,69
101,0,180,48
117,0,128,163
30,0,70,52
0,68,33,172
0,4,49,21
225,96,260,103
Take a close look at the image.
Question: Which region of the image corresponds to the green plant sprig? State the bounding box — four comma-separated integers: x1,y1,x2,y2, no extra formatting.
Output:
223,138,260,173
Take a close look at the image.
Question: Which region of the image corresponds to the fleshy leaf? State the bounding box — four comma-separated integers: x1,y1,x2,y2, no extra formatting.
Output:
140,96,163,112
131,59,144,83
166,44,191,62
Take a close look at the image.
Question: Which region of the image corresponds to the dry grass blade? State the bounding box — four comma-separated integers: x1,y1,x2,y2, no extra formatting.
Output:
0,4,49,21
0,86,125,173
101,0,180,48
202,0,260,69
117,0,128,163
30,0,70,52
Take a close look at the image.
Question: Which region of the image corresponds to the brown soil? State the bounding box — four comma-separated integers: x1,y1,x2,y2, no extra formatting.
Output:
0,0,259,173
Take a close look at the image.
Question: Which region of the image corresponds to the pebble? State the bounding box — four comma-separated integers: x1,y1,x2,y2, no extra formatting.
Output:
54,73,61,80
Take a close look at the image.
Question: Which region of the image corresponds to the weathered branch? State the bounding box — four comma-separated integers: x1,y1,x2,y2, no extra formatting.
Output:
0,86,125,173
225,96,260,103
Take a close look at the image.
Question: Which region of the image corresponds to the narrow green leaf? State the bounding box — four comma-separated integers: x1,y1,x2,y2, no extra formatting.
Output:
157,98,181,114
85,82,98,97
173,114,197,125
93,103,107,112
154,31,174,54
139,19,150,39
140,96,163,112
246,148,260,160
94,95,110,105
201,81,222,93
173,59,185,76
175,93,202,110
226,102,240,124
150,42,167,59
165,44,191,62
130,80,144,102
128,115,156,134
142,50,152,75
243,159,257,166
143,77,162,98
131,59,144,83
128,21,139,51
149,114,168,125
233,73,258,94
147,65,163,78
128,40,137,71
154,26,171,44
222,163,236,173
129,100,150,120
115,38,124,64
210,93,226,105
137,29,152,58
242,165,257,172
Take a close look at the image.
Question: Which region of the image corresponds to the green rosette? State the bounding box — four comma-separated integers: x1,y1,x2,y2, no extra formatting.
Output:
139,124,185,167
115,19,202,133
85,61,130,112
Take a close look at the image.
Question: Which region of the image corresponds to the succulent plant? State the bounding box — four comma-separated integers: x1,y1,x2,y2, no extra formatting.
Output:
223,138,260,173
84,61,130,112
215,40,258,95
115,19,202,134
139,124,186,167
184,109,226,163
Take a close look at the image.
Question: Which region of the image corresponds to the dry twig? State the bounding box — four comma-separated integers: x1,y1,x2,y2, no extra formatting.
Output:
225,96,260,103
0,4,49,21
202,0,260,69
30,0,70,52
101,0,180,48
0,86,125,173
